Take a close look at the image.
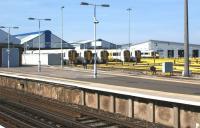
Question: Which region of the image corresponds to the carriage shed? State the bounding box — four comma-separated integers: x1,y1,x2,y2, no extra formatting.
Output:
130,40,200,58
14,30,74,49
0,29,23,67
70,39,120,50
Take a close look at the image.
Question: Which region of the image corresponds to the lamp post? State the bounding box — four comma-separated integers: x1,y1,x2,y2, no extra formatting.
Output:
81,2,110,79
0,26,19,68
127,8,132,50
28,17,51,72
61,6,64,68
184,0,190,77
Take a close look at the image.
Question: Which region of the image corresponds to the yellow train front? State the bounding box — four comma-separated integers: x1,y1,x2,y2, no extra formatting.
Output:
68,50,78,64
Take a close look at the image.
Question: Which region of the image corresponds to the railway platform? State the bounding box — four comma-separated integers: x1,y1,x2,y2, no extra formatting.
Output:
0,66,200,128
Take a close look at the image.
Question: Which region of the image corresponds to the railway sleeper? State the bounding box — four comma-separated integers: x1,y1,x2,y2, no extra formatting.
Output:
0,87,168,128
0,105,54,128
0,111,35,128
0,100,92,128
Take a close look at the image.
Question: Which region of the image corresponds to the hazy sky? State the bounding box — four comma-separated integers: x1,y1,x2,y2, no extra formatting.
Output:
0,0,199,44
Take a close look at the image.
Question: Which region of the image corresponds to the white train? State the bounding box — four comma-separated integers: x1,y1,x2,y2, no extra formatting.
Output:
107,49,131,62
76,49,109,63
24,48,158,64
25,49,109,64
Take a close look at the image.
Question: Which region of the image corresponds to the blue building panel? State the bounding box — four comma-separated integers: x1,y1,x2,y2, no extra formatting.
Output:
44,30,51,42
2,48,19,67
44,30,51,48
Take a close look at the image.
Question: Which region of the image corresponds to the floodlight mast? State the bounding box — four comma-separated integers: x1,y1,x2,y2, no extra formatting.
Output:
61,6,65,69
28,17,51,72
127,8,132,50
81,2,110,79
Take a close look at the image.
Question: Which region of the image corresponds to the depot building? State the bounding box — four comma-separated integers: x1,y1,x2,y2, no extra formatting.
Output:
130,40,200,58
0,29,23,67
70,39,119,50
14,30,74,50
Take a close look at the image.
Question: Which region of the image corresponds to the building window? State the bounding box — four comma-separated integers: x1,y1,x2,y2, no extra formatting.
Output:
192,50,199,58
168,50,174,58
178,50,184,58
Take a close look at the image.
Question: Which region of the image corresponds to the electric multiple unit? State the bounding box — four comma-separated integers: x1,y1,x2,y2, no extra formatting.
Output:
24,48,159,64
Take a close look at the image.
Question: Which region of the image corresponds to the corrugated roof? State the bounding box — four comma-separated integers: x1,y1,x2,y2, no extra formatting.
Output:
14,30,74,49
14,30,49,44
13,30,49,37
20,33,41,44
71,40,93,45
0,29,20,44
132,40,200,47
150,40,200,46
70,39,113,45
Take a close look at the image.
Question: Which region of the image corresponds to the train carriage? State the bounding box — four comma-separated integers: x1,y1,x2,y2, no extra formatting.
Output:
107,49,131,62
24,48,157,65
140,50,159,58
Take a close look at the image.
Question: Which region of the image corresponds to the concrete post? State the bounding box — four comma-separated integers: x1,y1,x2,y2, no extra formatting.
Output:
148,102,154,122
96,92,100,109
128,99,133,118
113,96,116,113
173,106,179,128
110,95,115,113
81,90,85,105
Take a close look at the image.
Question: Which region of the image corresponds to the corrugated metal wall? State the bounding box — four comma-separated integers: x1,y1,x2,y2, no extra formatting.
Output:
2,48,19,67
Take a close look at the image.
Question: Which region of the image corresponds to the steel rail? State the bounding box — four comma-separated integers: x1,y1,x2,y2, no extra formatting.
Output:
0,111,35,128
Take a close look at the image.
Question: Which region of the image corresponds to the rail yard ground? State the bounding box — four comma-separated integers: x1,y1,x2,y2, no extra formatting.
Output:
79,58,200,75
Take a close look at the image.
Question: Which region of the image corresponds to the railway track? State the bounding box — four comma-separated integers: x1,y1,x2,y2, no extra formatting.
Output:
0,87,168,128
0,110,34,128
0,100,92,128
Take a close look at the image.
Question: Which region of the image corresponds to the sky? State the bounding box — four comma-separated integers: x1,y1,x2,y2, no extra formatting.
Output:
0,0,200,44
